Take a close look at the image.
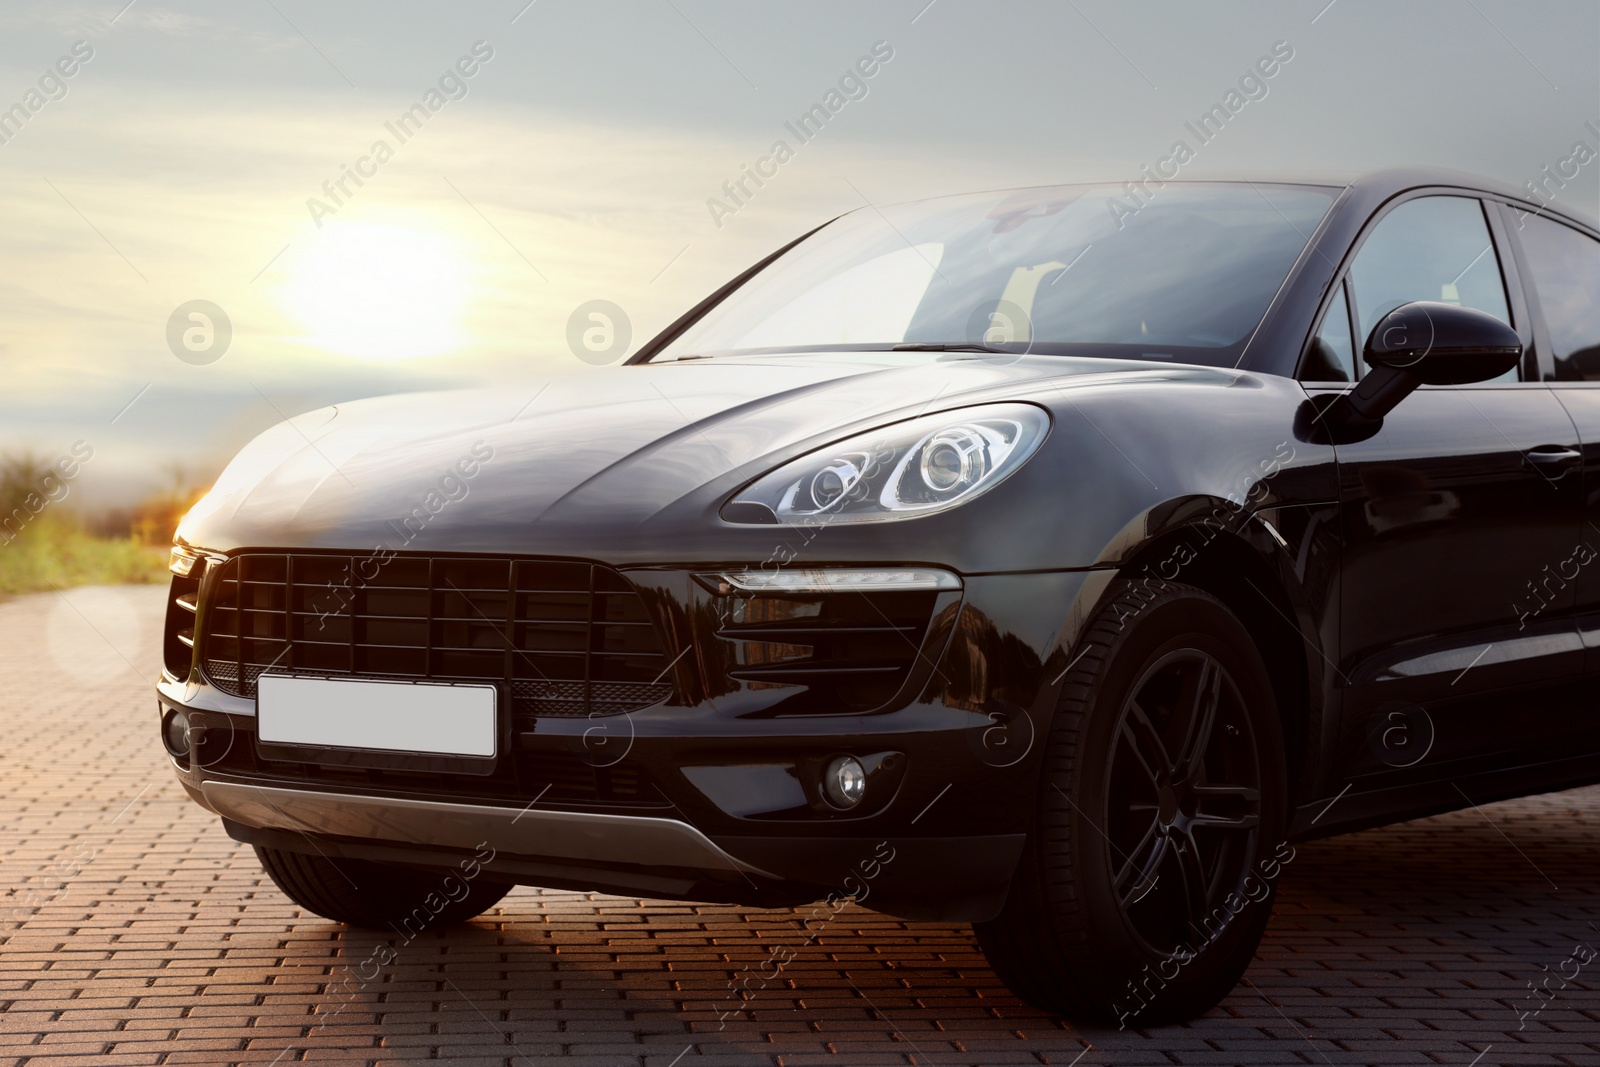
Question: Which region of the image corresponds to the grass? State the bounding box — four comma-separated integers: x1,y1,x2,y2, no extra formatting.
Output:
0,513,169,600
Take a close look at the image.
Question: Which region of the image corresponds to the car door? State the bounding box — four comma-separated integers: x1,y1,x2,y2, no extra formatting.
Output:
1301,193,1587,781
1507,207,1600,678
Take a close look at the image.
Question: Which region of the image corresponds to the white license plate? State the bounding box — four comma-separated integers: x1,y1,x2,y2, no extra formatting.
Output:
256,675,497,758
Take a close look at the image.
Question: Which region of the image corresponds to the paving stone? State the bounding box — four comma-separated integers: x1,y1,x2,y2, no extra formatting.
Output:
2,587,1598,1066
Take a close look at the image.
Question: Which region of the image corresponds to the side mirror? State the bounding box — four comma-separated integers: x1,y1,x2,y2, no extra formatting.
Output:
1341,301,1522,422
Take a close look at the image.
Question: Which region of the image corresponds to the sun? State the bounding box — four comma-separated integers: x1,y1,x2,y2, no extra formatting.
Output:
280,219,473,360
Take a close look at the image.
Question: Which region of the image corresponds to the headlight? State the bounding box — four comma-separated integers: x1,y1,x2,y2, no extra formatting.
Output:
723,403,1049,525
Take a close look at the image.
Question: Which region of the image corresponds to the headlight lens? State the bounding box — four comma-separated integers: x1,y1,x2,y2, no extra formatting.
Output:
723,403,1048,524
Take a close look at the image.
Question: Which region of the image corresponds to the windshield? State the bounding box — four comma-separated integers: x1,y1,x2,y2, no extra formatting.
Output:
655,182,1336,366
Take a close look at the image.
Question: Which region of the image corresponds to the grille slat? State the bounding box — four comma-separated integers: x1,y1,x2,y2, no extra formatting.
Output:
201,553,672,720
712,586,944,713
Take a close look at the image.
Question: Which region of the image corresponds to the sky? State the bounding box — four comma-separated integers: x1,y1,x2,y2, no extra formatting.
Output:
0,0,1596,507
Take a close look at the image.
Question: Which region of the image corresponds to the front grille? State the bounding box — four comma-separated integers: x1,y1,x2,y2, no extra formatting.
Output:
200,553,671,719
512,679,672,717
524,750,664,804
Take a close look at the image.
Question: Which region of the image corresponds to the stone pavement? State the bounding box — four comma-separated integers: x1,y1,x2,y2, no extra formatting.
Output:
1,586,1596,1066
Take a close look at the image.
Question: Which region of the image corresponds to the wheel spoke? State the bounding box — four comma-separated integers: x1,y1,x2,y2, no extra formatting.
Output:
1191,784,1259,801
1191,810,1261,831
1171,656,1222,782
1191,783,1260,832
1122,699,1172,786
1171,830,1211,929
1114,820,1167,905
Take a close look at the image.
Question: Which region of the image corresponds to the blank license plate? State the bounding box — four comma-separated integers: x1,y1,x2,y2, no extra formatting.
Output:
257,674,497,758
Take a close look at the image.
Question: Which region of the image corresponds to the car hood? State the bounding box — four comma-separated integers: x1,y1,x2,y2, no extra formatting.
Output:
177,351,1229,554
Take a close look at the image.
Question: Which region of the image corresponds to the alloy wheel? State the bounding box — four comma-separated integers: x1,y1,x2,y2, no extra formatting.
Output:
1104,648,1263,955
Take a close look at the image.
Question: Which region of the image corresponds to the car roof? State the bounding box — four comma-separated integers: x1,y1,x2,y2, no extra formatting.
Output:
1342,166,1594,227
897,169,1596,232
1235,167,1599,378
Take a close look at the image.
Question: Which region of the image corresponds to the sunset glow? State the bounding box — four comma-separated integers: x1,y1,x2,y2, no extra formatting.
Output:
279,219,472,360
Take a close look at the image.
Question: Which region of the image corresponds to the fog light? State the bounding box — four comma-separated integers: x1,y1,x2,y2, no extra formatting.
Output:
162,709,191,761
822,755,867,809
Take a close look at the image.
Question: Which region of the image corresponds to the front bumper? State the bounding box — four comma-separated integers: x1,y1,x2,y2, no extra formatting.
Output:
157,566,1095,921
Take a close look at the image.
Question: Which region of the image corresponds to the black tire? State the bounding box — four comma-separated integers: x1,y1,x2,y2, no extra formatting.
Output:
975,580,1289,1026
255,844,512,929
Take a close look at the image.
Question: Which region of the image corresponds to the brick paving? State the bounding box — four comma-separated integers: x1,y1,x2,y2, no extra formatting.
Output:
1,585,1597,1066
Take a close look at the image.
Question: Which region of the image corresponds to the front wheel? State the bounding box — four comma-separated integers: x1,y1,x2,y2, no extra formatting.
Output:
255,845,512,929
975,580,1290,1025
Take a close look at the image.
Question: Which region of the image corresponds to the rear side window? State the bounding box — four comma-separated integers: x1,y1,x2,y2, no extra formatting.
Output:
1517,214,1600,380
1347,195,1514,381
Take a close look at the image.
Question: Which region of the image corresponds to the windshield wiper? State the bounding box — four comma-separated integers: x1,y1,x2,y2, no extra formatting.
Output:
890,342,1009,353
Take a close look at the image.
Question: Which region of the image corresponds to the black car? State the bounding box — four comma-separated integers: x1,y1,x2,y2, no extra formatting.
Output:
157,168,1600,1025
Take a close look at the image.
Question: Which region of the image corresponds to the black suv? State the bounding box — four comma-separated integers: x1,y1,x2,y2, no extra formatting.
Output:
157,169,1600,1024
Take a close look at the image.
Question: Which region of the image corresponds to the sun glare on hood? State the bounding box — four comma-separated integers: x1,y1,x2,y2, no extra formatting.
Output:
281,220,471,360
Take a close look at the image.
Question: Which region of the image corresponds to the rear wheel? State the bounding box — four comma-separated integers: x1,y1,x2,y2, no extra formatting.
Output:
975,580,1289,1025
255,845,512,929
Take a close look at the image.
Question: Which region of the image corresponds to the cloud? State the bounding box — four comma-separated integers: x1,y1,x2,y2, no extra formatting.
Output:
0,1,292,50
0,81,962,505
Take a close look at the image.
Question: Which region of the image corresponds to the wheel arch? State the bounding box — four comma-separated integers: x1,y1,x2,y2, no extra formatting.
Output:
1106,523,1317,798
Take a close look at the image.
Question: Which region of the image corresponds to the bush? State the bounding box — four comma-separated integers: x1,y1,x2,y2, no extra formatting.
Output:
0,453,172,599
0,452,53,516
0,511,168,598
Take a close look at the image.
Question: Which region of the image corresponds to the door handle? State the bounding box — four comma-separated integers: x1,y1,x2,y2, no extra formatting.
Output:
1523,445,1582,474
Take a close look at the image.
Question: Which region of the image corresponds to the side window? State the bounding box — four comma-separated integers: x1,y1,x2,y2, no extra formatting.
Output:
1303,282,1355,381
1517,215,1600,380
1348,196,1515,380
